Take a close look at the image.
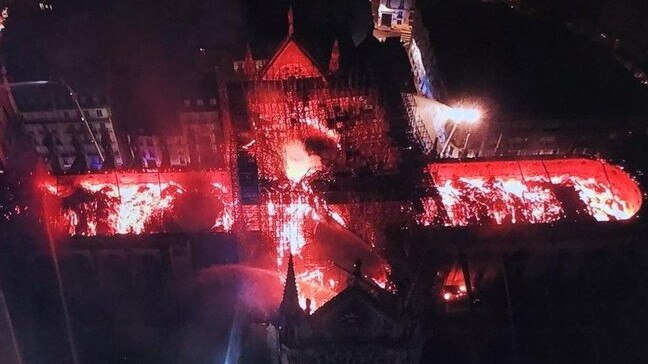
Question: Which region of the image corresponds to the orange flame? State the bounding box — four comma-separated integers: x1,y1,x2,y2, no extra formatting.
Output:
44,178,233,236
419,159,642,226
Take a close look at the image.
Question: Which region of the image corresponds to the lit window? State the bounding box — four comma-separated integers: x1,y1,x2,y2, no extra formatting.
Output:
196,99,204,107
42,4,51,10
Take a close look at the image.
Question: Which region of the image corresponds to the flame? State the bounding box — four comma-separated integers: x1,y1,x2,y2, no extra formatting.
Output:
283,140,323,183
246,80,398,310
265,183,389,311
44,177,233,236
551,175,634,221
302,116,340,144
430,176,563,226
267,183,346,263
419,159,642,226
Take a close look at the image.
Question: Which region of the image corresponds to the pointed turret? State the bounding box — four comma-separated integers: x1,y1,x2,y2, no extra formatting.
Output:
99,127,115,170
287,6,294,37
69,136,88,173
279,253,302,316
347,258,363,287
243,43,256,79
277,254,303,344
329,39,340,74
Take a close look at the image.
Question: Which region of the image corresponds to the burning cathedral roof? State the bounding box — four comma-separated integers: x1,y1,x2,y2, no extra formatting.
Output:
32,8,644,314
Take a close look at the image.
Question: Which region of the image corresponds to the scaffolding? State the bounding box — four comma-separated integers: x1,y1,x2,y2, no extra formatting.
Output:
402,92,434,156
247,76,402,181
220,73,411,269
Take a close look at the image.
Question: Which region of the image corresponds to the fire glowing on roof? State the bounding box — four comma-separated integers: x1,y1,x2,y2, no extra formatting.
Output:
418,158,642,227
42,171,234,237
37,158,642,312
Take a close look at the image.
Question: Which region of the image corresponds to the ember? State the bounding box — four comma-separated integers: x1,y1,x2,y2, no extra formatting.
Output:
419,159,642,226
42,172,234,236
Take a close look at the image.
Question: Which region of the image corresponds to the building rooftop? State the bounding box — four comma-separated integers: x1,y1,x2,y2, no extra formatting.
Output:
11,84,108,112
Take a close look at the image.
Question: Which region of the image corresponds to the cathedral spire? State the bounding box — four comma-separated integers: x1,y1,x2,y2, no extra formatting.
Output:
243,43,256,79
329,39,340,74
279,253,302,316
287,5,294,37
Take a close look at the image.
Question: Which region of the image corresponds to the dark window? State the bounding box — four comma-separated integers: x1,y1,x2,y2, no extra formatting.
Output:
381,13,392,27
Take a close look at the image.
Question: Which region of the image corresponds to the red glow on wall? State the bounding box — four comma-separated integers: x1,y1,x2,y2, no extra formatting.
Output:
261,39,324,81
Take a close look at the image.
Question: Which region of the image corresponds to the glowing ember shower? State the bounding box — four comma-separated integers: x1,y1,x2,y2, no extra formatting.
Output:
419,158,642,226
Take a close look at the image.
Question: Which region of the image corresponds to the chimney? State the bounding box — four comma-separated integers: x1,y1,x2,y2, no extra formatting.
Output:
243,43,256,79
329,39,340,74
287,6,294,37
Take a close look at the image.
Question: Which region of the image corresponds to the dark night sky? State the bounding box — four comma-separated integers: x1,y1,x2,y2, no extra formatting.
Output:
422,0,648,119
1,0,646,129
